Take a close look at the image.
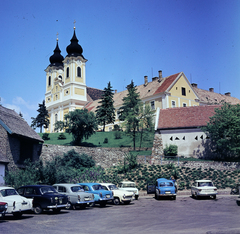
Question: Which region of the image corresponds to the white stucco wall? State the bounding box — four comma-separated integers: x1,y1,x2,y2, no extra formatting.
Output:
160,128,208,157
0,164,5,185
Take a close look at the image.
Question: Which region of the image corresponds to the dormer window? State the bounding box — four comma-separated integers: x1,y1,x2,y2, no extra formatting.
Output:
150,101,155,110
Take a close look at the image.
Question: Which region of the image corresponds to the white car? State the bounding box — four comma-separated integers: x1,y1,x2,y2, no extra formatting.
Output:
100,183,134,205
0,186,33,218
118,181,139,200
53,183,95,209
191,180,217,199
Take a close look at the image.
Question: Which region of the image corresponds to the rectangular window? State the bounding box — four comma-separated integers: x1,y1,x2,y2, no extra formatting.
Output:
182,87,186,96
183,103,187,107
150,101,155,110
172,101,176,108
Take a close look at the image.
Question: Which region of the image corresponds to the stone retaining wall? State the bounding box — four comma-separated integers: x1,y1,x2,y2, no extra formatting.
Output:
40,144,240,171
40,144,127,169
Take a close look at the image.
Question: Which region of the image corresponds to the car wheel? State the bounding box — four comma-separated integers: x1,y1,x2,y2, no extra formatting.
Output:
88,202,95,207
65,202,72,210
13,212,22,218
135,195,139,200
113,198,120,205
80,204,87,209
236,201,240,206
100,201,107,207
123,201,131,205
34,205,43,214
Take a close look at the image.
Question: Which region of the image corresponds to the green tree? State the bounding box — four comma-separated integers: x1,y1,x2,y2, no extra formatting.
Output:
119,80,142,150
96,82,115,131
138,103,155,149
203,103,240,160
31,100,49,133
55,109,98,145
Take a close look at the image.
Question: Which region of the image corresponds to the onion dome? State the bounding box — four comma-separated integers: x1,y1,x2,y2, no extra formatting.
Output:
66,28,84,58
49,40,64,66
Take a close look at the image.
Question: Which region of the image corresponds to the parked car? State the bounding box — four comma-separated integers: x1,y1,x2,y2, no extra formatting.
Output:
118,181,139,200
53,183,95,209
0,186,33,218
0,202,8,219
147,178,177,200
100,183,134,205
191,180,217,199
17,185,69,214
79,183,113,207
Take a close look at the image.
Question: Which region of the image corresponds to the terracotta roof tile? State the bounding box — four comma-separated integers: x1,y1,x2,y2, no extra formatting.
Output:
87,87,103,101
154,72,180,94
193,87,240,105
157,105,221,129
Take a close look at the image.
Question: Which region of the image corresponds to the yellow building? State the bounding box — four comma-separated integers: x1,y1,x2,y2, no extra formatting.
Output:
86,71,200,131
44,27,102,133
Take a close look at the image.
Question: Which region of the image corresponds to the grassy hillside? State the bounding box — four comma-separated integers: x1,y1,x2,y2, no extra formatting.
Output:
39,131,154,149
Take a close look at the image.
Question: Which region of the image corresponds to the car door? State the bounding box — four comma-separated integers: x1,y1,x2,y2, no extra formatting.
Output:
147,181,156,194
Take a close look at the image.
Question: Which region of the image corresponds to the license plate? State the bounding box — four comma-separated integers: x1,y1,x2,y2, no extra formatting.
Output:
106,195,110,198
84,198,90,201
165,191,171,194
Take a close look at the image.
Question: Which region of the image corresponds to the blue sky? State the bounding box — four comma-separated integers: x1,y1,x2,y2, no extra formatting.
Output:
0,0,240,128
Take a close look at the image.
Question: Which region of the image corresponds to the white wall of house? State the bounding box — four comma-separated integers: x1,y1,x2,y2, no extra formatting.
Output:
0,164,5,185
160,128,208,157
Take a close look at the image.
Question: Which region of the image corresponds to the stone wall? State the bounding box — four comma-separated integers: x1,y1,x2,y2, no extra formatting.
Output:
40,144,127,169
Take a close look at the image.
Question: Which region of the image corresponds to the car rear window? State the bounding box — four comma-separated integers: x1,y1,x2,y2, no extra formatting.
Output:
71,186,84,192
159,182,173,187
198,182,213,187
122,183,136,188
40,187,56,194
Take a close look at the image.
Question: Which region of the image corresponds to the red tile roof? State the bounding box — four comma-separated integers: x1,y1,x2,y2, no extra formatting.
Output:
157,105,221,129
154,72,180,94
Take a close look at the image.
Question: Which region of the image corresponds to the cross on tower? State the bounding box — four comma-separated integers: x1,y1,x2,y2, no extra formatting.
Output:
74,20,76,29
56,32,59,41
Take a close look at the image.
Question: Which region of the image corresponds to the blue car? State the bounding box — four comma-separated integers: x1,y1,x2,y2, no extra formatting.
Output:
79,183,113,207
147,178,177,200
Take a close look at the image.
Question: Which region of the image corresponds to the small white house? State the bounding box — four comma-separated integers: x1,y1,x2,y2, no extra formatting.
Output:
152,105,221,158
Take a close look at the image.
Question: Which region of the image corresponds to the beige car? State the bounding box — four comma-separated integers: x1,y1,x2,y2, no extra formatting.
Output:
100,183,134,205
191,180,217,199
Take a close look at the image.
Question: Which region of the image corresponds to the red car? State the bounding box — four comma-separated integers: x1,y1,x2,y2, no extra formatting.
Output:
0,202,8,219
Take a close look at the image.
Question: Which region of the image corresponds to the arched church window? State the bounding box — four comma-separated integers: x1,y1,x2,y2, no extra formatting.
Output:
77,67,81,77
48,76,51,86
66,67,69,78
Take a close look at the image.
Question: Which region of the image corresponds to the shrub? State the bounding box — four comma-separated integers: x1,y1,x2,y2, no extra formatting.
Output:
113,124,120,131
103,138,108,143
164,144,178,156
58,133,66,140
114,131,122,139
42,133,50,140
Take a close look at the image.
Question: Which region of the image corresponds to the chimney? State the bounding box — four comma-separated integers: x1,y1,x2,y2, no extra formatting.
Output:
191,83,198,88
225,92,231,97
209,88,214,92
115,89,117,94
158,70,162,79
144,76,148,86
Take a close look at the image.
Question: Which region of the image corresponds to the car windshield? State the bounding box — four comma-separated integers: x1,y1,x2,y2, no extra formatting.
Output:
0,189,18,197
108,185,118,190
198,182,213,187
159,182,173,187
71,186,84,192
122,183,136,188
40,187,56,194
92,185,103,190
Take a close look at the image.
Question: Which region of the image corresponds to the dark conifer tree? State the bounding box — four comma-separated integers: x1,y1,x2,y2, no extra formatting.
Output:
96,82,115,132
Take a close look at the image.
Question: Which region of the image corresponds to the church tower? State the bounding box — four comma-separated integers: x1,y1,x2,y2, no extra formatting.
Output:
44,26,88,133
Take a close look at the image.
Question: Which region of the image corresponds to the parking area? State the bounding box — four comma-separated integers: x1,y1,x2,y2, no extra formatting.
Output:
1,195,240,234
